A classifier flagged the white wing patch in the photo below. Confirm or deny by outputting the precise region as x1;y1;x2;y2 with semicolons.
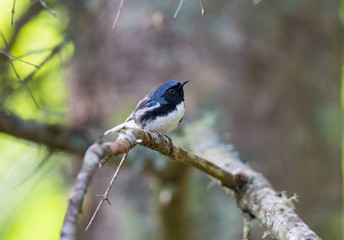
134;101;161;119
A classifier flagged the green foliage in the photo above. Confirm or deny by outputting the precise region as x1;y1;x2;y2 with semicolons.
0;134;69;240
0;2;73;240
1;3;73;122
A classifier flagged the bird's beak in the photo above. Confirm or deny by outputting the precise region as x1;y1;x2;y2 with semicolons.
179;80;189;88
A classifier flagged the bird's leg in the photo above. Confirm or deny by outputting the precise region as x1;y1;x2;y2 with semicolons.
164;135;174;154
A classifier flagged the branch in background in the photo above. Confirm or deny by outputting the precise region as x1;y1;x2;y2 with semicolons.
200;0;205;16
173;0;184;19
0;109;91;154
0;49;40;68
112;0;125;29
174;0;205;18
0;28;40;69
8;60;41;109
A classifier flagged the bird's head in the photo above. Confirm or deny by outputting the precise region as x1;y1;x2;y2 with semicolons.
153;80;189;105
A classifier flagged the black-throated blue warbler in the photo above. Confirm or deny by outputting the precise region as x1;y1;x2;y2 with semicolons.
105;80;189;135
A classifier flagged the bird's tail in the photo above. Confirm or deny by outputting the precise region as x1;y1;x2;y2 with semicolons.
104;123;127;135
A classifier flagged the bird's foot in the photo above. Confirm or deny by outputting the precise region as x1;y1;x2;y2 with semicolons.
164;135;174;154
151;131;174;154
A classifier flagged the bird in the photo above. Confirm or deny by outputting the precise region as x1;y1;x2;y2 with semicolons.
104;80;189;136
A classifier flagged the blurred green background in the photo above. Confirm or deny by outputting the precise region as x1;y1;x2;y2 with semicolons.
0;0;342;239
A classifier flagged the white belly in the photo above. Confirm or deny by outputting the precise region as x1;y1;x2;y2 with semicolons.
143;102;185;134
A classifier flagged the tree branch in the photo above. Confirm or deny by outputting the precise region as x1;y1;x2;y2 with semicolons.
189;125;321;240
61;138;132;240
0;109;91;154
60;126;321;240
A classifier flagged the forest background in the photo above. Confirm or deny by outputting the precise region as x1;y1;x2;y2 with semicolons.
0;0;342;239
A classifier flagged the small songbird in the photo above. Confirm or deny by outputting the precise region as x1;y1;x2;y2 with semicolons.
105;80;189;135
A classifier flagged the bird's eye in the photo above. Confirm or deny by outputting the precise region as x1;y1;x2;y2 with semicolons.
169;89;175;93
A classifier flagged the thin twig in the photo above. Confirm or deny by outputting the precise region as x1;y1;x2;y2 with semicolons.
173;0;184;18
39;0;57;17
0;32;41;109
17;48;51;58
0;49;40;68
85;153;128;231
0;31;9;50
200;0;205;16
23;41;68;86
112;0;125;29
11;0;16;25
0;40;68;106
8;60;41;109
31;0;57;17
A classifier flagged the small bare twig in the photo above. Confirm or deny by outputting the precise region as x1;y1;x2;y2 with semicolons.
0;40;68;106
11;0;17;25
0;32;40;109
173;0;204;17
0;49;40;68
85;153;128;231
39;0;57;17
16;48;51;58
8;59;41;109
173;0;184;18
0;31;9;50
112;0;125;29
31;0;57;17
200;0;205;16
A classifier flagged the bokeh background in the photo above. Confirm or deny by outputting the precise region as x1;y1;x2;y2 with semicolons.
0;0;342;239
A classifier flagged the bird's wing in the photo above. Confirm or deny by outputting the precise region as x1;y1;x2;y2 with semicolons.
129;95;160;121
105;96;160;135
